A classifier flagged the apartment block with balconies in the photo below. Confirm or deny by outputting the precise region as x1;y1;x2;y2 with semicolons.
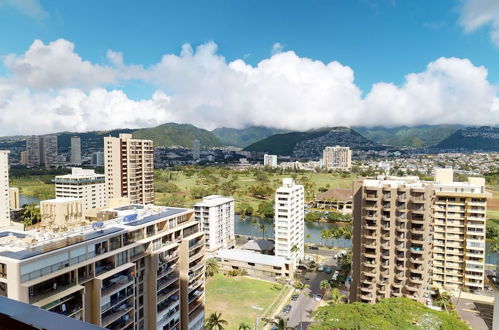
350;169;489;304
0;204;204;330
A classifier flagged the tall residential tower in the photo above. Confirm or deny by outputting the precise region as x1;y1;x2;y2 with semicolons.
322;145;352;170
104;134;154;205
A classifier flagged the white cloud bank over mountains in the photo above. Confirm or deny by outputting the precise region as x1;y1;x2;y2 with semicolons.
0;39;498;135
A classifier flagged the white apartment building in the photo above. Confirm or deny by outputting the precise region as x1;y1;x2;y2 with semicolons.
54;168;106;210
263;154;278;168
71;136;82;165
0;204;205;330
104;134;154;205
194;195;235;252
323;145;352;170
274;178;305;266
0;151;10;227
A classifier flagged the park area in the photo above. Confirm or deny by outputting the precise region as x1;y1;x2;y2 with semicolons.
205;274;290;329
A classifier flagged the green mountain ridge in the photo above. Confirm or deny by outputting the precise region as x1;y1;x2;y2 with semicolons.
133;123;224;148
354;125;463;148
212;126;290;147
436;126;499;151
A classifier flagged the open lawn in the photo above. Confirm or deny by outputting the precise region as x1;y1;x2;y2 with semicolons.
488;210;499;220
155;168;356;212
205;274;286;329
10;176;54;201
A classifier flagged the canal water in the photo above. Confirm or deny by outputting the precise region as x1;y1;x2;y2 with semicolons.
19;194;40;206
234;215;352;248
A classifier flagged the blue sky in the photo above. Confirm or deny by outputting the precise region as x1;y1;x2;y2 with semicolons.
0;0;497;134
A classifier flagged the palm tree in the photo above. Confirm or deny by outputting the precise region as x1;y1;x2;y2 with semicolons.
320;229;330;247
238;322;251;330
291;244;299;253
320;280;331;298
22;203;40;229
433;287;454;313
265;316;288;330
205;258;220;277
205;312;228;330
259;223;266;239
305;233;311;243
328;288;345;305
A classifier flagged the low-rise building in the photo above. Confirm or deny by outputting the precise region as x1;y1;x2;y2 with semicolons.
54;168;106;210
313;188;352;213
214;249;292;279
40;198;84;229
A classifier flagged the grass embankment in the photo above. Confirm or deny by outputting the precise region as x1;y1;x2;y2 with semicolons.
205;274;285;329
311;297;470;329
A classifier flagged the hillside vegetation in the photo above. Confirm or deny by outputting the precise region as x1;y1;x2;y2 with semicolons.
355;125;461;148
312;297;469;330
212;126;290;147
133;122;224;148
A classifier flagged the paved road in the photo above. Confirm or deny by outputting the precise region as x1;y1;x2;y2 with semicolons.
280;249;345;328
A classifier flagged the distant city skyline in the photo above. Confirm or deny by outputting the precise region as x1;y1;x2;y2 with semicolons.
0;0;498;134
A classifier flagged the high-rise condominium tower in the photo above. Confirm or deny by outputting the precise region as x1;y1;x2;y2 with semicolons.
0;151;10;227
194;195;235;252
26;135;58;167
192;140;200;160
54;168;106;210
322;145;352;170
71;136;82;165
350;169;489;305
104;134;154;205
0;204;205;330
274;178;305;266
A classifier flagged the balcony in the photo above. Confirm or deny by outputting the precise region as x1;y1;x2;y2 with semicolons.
102;301;133;328
101;272;134;297
158;275;179;291
362;269;376;277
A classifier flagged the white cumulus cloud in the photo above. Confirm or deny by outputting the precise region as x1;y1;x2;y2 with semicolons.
0;39;497;135
459;0;499;46
0;0;47;20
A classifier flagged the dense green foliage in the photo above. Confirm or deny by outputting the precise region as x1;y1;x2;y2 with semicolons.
134;122;224;147
436;126;499;151
243;128;332;154
305;211;352;222
312;298;469;330
355;125;461;148
212;126;290;147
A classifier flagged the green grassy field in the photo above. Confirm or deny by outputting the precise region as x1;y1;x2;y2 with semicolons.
488;210;499;220
205;274;284;329
155;168;356;211
10;176;55;201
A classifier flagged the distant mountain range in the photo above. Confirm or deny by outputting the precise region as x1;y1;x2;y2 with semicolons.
244;127;383;157
435;126;499;151
354;125;463;148
2;123;497;154
212;126;290;147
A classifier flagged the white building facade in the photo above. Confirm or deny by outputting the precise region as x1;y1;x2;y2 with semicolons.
274;178;304;266
263;154;278;168
194;195;235;252
0;151;10;226
54;168;106;210
323;145;352;170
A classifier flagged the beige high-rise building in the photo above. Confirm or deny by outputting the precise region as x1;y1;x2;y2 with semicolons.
26;135;40;167
350;169;489;305
8;187;20;210
20;151;28;166
54;168;106;210
0;204;205;330
104;134;154;205
25;135;58;167
322;145;352;170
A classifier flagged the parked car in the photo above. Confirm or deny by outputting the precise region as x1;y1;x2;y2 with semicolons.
309;246;319;250
325;267;332;274
291;294;299;301
317;265;324;272
314;294;322;301
283;305;292;314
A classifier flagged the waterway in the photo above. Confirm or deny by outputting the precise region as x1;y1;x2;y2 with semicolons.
234;215;352;248
19;194;40;206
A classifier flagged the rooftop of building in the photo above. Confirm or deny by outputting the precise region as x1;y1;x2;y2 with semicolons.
241;239;274;252
215;248;288;267
0;204;191;261
40;197;84;204
194;195;234;207
316;188;353;201
54;168;104;180
0;296;104;330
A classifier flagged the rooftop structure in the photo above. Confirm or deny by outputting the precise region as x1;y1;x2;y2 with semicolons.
215;249;292;278
0;204;205;330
